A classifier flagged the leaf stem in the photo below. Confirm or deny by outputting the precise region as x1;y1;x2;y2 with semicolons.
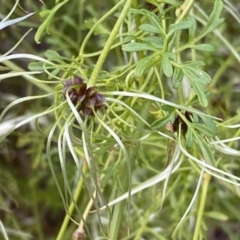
108;99;151;239
175;0;194;24
88;0;132;87
56;164;86;240
77;0;124;63
193;173;211;240
175;29;184;105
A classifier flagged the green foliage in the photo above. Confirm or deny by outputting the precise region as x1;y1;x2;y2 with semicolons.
1;0;240;240
35;0;69;43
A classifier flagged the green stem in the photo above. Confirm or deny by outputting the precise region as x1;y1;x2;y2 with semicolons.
175;0;194;24
175;29;184;105
56;164;86;240
132;0;145;86
133;211;150;240
77;0;124;63
88;0;132;87
193;173;211;240
31;184;44;240
210;56;232;87
108;100;151;240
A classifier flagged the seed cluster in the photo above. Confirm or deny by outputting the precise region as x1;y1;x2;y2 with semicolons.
62;76;106;116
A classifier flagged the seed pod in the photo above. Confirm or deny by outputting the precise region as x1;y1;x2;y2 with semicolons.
86;86;97;97
69;76;83;86
69;91;78;103
75;83;87;96
61;76;107;116
82;106;94;116
63;76;83;90
84;95;96;108
94;92;106;107
77;93;86;103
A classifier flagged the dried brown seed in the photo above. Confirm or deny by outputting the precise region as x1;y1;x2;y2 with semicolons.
94;93;106;107
72;76;83;85
69;91;78;103
86;86;97;97
84;96;96;108
77;94;86;103
63;76;83;89
75;83;87;96
82;107;94;116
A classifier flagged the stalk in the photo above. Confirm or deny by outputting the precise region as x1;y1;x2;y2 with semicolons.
193;173;211;240
56;164;86;240
88;0;132;87
108;100;151;239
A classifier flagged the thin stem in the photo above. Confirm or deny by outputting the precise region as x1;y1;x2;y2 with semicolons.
77;0;124;63
175;29;184;105
31;184;44;240
210;56;232;87
75;151;114;233
56;163;87;240
88;0;132;87
132;0;144;86
133;210;150;240
193;173;211;240
109;99;151;240
175;0;195;24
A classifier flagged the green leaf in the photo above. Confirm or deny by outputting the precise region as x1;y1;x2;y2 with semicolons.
172;67;183;89
205;211;228;221
123;35;135;43
130;9;165;37
139;23;161;34
162;54;173;77
28;62;44;71
183;61;205;68
135;56;152;77
192;82;208;107
130;8;147;15
45;50;61;60
188;16;196;42
199;115;218;135
142;9;163;30
192;113;199;123
191;123;216;137
35;0;69;43
98;70;110;79
196;0;224;41
100;167;114;188
183;67;211;85
48;68;60;79
28;62;55;71
142;36;163;49
185;128;193;149
161;105;175;112
151;112;175;129
189;44;215;52
182;64;212;107
194;133;215;165
168;21;192;36
39;10;51;17
122;42;155;52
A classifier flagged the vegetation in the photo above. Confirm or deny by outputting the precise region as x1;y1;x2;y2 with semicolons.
1;0;240;239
